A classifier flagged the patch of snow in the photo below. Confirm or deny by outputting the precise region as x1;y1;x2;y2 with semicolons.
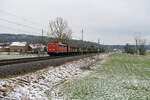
0;54;108;100
10;42;27;47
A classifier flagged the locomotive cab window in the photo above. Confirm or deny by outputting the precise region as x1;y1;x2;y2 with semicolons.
48;44;51;47
53;44;56;47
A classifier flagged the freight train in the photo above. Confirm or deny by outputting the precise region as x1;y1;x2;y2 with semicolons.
47;43;99;56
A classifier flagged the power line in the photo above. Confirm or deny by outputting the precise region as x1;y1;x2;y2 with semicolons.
42;29;44;41
81;28;84;55
81;29;83;41
0;17;48;34
0;9;41;27
0;9;48;34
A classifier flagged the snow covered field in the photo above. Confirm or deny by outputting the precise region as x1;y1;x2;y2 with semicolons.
59;53;150;100
0;54;107;100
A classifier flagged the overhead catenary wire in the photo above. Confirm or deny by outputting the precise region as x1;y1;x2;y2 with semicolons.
0;9;41;27
0;9;48;34
0;17;42;32
0;18;48;36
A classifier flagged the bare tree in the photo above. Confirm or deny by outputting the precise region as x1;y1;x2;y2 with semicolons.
134;33;141;54
134;33;147;55
139;39;146;55
48;17;72;43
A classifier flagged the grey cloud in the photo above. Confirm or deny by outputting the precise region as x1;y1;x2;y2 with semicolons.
0;0;150;44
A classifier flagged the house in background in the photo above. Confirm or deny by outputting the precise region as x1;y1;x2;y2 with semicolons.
0;42;46;53
0;43;10;52
10;42;31;52
30;43;46;53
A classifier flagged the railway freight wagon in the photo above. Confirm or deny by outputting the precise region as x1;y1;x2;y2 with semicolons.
47;43;98;56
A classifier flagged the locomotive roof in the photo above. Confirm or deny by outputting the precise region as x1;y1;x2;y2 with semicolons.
48;43;67;46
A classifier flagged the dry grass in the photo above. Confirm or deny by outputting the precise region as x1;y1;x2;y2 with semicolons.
59;53;150;100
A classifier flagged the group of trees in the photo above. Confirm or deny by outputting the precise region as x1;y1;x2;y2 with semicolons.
124;43;136;54
135;36;146;55
124;34;146;55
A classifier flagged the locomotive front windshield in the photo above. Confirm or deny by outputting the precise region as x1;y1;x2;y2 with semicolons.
49;44;51;47
53;44;56;47
48;44;56;47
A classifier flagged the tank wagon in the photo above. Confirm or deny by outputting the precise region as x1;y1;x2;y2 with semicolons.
47;43;98;56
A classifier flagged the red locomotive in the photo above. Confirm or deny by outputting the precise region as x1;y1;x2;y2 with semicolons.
47;42;98;56
47;43;68;55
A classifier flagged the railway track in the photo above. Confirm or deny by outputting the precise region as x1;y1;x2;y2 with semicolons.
0;56;69;66
0;54;97;78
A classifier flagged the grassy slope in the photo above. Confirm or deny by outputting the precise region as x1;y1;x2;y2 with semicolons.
60;53;150;100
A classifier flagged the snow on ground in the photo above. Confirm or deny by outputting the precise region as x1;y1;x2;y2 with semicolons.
0;54;108;100
0;54;48;60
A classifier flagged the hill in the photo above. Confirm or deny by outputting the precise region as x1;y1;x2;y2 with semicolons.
0;33;150;51
0;33;100;47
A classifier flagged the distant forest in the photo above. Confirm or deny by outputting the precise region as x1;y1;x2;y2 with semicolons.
0;33;150;50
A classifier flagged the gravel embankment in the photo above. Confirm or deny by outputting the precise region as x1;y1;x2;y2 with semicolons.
0;54;95;78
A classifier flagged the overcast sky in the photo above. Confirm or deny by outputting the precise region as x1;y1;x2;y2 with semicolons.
0;0;150;45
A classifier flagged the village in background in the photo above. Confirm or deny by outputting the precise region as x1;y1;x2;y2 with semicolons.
0;33;106;58
0;41;46;55
1;33;150;59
